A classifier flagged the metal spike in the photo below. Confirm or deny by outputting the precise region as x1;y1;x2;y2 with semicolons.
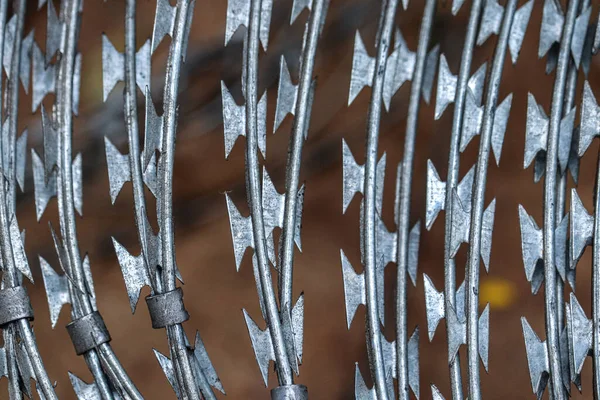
102;35;150;103
434;55;486;120
221;82;267;159
491;94;513;165
449;190;471;258
261;169;303;265
425;160;445;229
111;237;150;314
446;302;489;371
82;254;98;309
578;81;600;157
10;217;32;282
452;0;466;15
570;189;593;268
423;274;444;341
68;373;106;400
72;153;83;216
225;0;272;49
380;331;397;380
291;295;305;364
539;0;564;59
101;34;123;102
151;0;176;53
566;293;592;381
153;349;181;398
192;331;226;394
261;168;284;263
41;106;58;179
348;31;374;106
431;384;445;400
459;89;484;152
524;93;574;173
45;0;64;64
426;162;474;231
434;54;457;120
142;152;160;198
15;130;27;192
16;341;35;398
408;327;420;398
518;205;569;292
242;309;275;387
508;0;534;63
422;45;440;105
354;364;377;400
104;137;131;205
0;347;6;378
31;150;56;221
480;198;497;272
593;11;600;54
554;214;569;283
521;317;550;398
407;222;420;287
382;32;416;111
423;275;465;341
224;194;254;271
31;43;55;113
375;211;397;270
251;254;267;320
477;0;504;46
342;139;386;214
571;7;591;69
290;0;311;24
518;205;544;293
3;18;32;92
38;256;69;328
143;87;163;170
274;56;298;133
340;249;366;329
479;304;491;372
280;305;300;375
73;52;81;116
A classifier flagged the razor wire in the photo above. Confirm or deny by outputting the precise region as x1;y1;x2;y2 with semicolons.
0;0;598;398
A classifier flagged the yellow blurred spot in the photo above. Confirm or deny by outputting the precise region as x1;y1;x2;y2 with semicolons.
479;278;517;309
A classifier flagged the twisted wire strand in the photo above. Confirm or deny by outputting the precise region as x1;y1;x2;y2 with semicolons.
2;1;57;398
277;0;326;337
442;0;484;398
155;1;214;398
243;0;295;386
394;1;435;398
541;0;580;398
360;0;399;398
53;0;142;398
464;1;518;398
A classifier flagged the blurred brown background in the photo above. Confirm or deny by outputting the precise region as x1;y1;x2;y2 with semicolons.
7;0;600;398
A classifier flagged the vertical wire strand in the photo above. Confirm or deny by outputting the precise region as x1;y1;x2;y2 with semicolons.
2;1;58;397
443;0;484;398
157;1;204;398
542;0;580;398
464;1;517;398
278;0;325;329
56;1;142;398
362;0;398;398
395;1;435;399
243;0;295;386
